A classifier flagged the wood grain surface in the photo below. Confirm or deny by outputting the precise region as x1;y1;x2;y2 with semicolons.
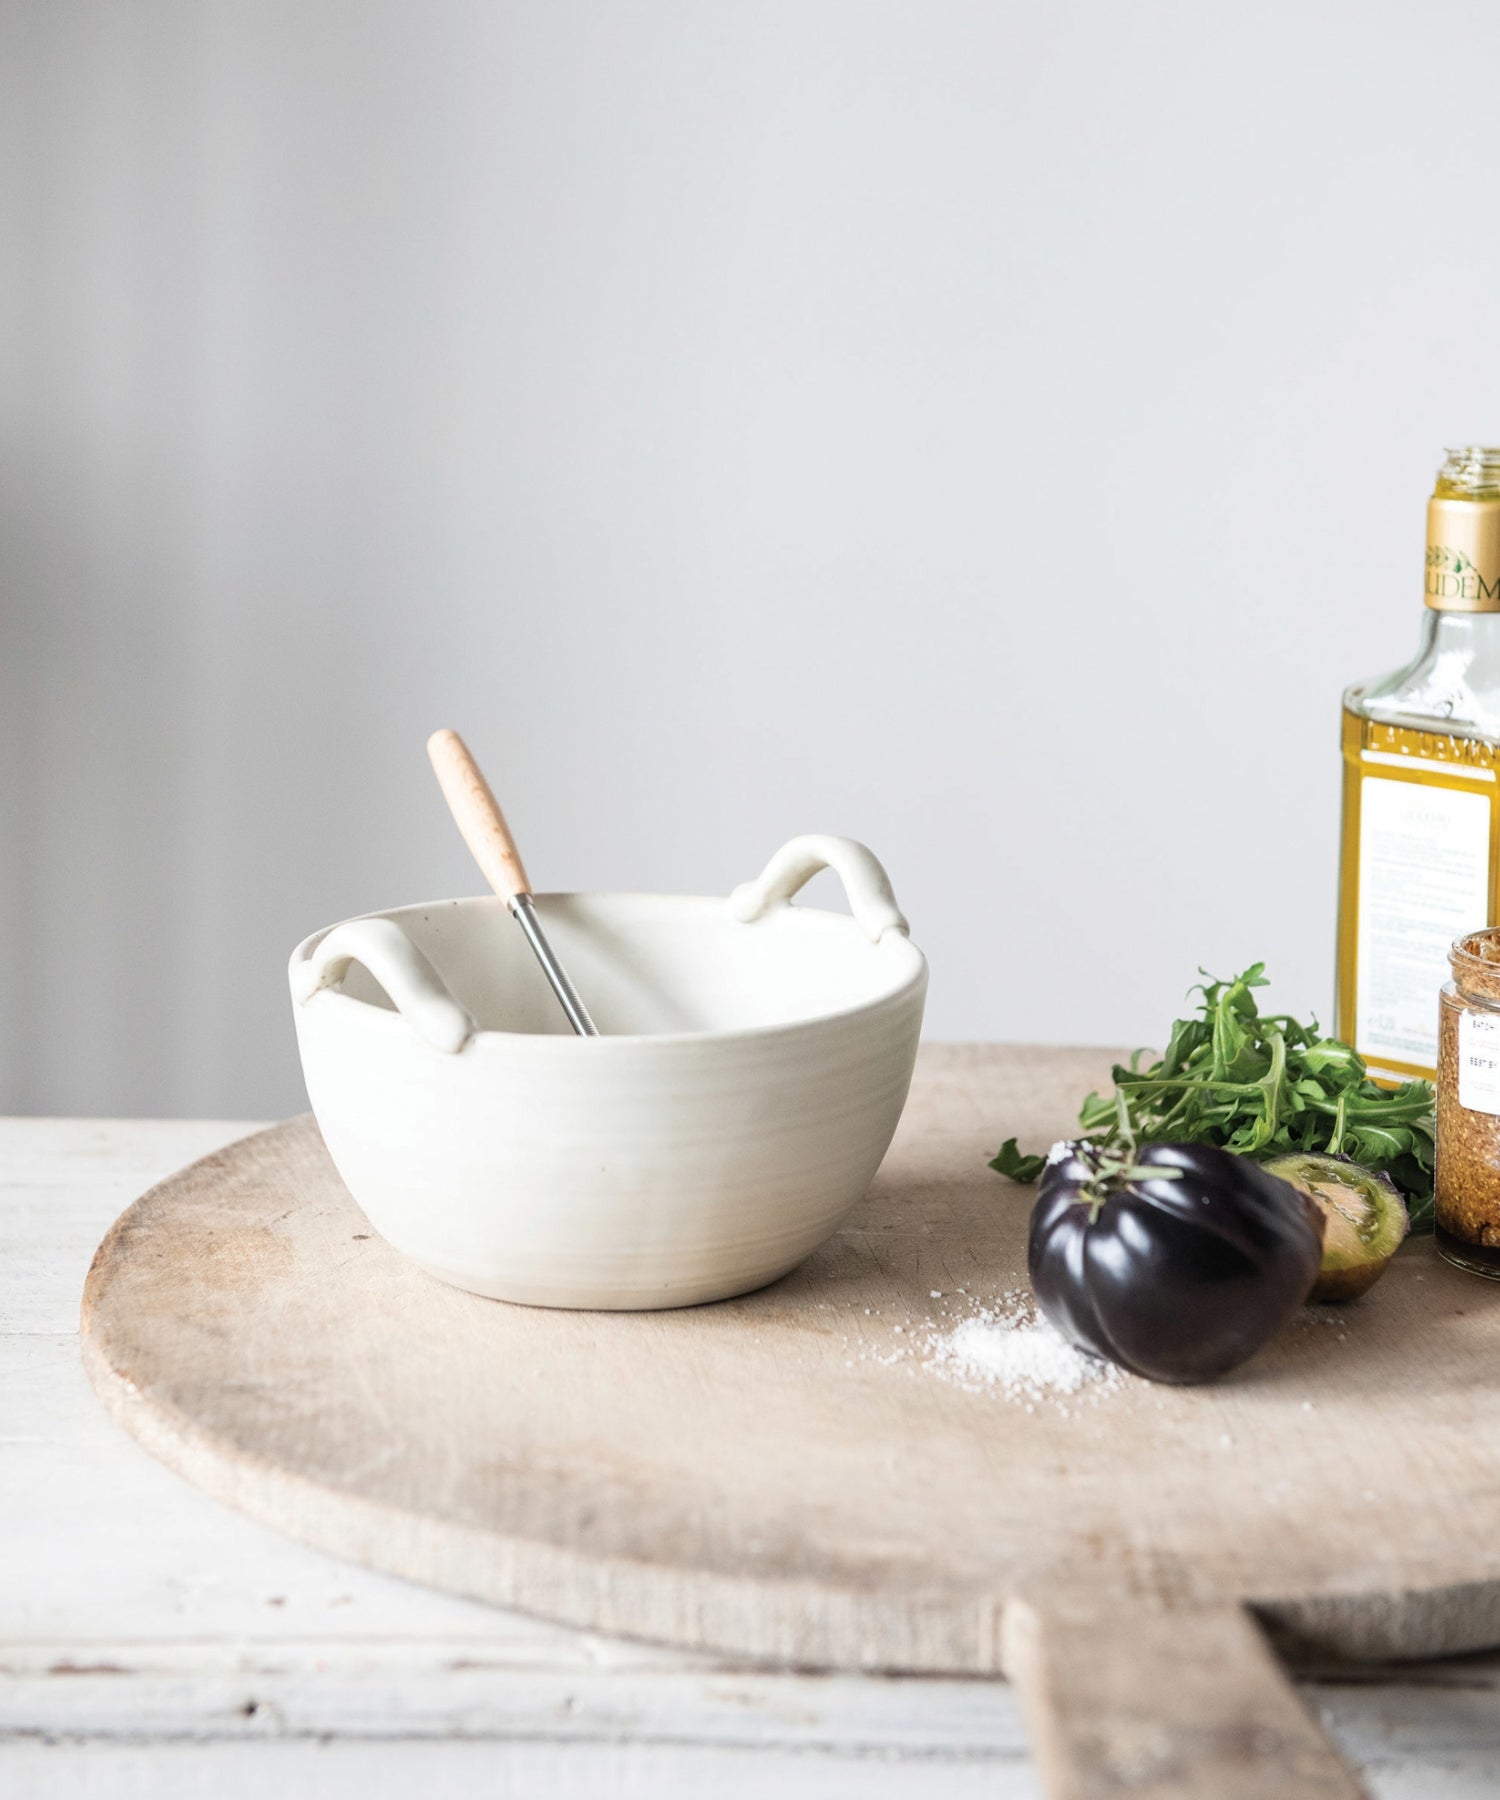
76;1047;1500;1793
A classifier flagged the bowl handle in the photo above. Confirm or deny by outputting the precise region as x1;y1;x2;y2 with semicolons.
727;835;909;945
289;918;476;1054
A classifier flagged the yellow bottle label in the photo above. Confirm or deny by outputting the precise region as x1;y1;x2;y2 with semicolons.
1337;709;1500;1079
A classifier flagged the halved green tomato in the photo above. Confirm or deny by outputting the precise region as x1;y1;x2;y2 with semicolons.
1262;1153;1410;1302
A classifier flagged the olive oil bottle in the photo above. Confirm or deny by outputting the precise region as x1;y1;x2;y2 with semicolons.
1338;448;1500;1082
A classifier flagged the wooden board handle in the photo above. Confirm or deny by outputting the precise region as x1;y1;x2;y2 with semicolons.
1002;1597;1366;1799
427;729;531;901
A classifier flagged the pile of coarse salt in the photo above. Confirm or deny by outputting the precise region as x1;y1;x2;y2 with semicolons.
923;1289;1128;1412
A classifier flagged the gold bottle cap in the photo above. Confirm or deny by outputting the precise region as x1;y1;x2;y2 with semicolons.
1427;446;1500;612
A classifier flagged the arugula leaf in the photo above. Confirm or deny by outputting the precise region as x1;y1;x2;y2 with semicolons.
989;1138;1048;1184
990;967;1436;1228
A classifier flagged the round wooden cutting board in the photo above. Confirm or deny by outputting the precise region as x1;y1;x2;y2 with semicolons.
82;1046;1500;1798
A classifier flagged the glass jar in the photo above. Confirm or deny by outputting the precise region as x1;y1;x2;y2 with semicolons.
1436;927;1500;1276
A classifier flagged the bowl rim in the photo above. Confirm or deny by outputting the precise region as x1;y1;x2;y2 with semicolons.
289;891;928;1050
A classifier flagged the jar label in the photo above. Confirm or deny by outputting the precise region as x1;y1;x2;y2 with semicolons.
1459;1011;1500;1115
1355;775;1493;1067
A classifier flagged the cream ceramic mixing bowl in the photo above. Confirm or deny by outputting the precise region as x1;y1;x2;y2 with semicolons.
288;835;927;1309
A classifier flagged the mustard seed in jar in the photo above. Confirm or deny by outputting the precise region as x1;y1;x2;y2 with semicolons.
1437;928;1500;1277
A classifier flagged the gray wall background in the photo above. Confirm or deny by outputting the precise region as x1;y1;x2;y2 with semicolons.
5;0;1500;1119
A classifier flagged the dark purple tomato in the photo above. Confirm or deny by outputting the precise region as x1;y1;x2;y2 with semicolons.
1029;1140;1325;1384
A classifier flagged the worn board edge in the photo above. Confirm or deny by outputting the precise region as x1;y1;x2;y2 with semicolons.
78;1116;1500;1680
81;1316;1012;1674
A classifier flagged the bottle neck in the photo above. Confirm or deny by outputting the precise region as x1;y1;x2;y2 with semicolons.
1416;610;1500;652
1350;606;1500;736
1402;608;1500;736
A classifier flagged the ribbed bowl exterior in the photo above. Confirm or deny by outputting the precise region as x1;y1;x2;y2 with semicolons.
291;902;927;1309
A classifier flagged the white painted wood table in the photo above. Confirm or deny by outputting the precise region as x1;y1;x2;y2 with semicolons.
5;1112;1500;1799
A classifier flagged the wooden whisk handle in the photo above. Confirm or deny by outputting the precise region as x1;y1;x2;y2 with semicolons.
426;729;531;901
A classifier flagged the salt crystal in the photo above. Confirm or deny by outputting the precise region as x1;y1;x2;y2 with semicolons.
921;1297;1127;1408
